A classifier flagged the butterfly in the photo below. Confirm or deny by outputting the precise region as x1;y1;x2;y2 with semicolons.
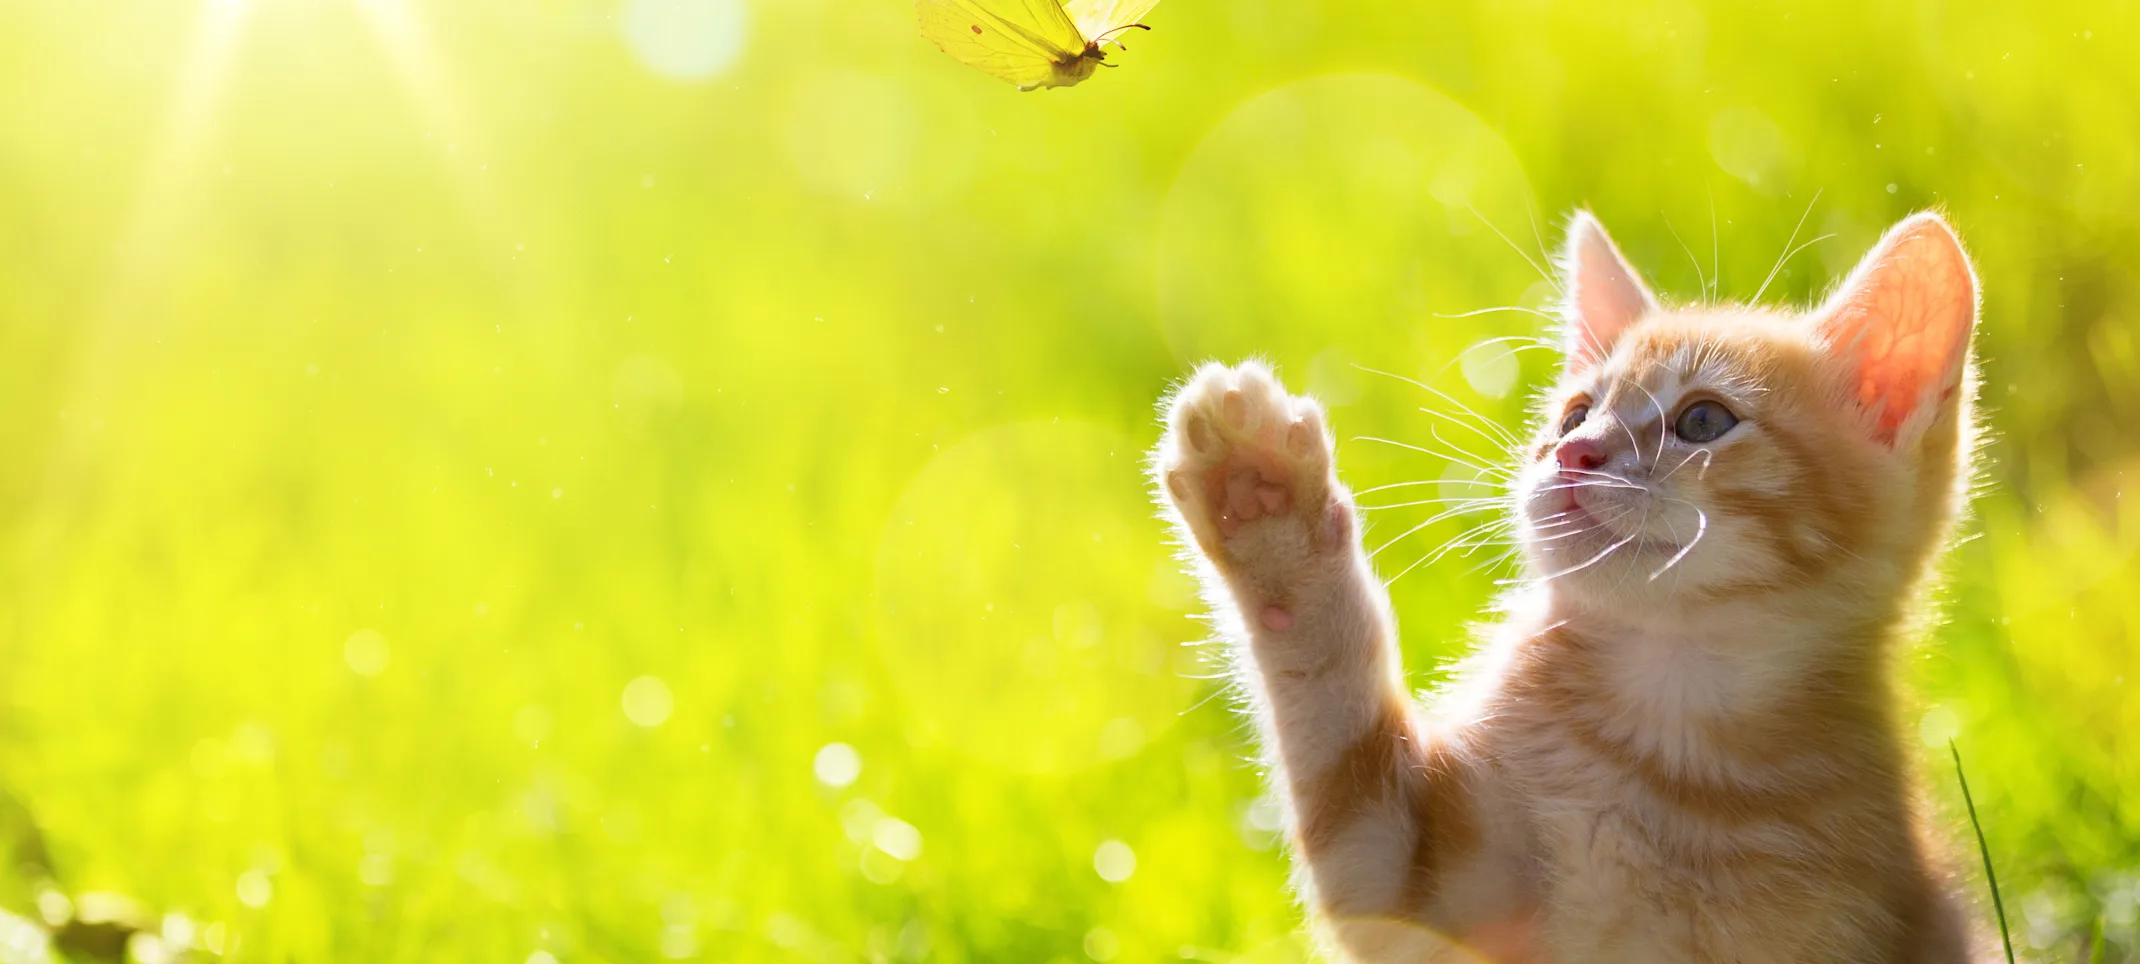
917;0;1161;91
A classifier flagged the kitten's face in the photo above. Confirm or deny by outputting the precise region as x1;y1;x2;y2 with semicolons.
1514;213;1978;609
1515;317;1868;599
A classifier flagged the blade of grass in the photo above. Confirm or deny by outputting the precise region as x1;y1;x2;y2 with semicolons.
1950;739;2017;964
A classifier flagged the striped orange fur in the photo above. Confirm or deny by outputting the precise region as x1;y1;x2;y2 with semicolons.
1153;211;1990;962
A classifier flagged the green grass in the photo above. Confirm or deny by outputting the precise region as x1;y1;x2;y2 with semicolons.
1955;740;2019;964
1;0;2138;961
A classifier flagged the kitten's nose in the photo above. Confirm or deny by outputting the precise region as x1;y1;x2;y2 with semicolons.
1556;438;1607;471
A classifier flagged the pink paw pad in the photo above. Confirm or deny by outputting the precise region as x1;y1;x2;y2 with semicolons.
1215;467;1291;537
1260;606;1294;632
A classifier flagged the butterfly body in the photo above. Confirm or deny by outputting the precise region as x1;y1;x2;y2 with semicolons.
918;0;1158;90
1035;41;1105;91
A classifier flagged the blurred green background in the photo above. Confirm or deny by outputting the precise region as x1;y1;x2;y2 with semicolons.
0;0;2135;961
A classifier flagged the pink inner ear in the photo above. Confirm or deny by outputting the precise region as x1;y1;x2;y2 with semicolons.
1562;215;1656;373
1820;217;1977;444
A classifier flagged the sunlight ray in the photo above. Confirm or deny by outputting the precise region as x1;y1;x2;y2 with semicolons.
33;0;256;523
103;0;252;317
354;0;530;296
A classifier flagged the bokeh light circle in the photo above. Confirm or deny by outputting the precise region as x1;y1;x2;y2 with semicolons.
623;0;748;83
343;629;389;677
813;742;861;788
621;675;674;728
873;420;1199;774
1093;839;1136;882
1158;73;1539;368
235;871;273;908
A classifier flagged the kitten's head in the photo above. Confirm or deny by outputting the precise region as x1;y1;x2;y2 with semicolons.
1514;211;1980;613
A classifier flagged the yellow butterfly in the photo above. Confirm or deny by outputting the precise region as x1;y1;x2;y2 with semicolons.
917;0;1162;90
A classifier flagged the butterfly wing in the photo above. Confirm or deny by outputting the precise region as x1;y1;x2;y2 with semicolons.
917;0;1088;88
1062;0;1161;42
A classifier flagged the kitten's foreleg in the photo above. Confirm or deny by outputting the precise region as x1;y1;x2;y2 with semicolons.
1154;362;1513;959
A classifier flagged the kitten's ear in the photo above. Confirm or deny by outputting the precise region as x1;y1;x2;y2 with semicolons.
1558;211;1658;373
1815;212;1978;448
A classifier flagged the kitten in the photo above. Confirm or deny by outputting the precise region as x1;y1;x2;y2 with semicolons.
1153;211;1988;963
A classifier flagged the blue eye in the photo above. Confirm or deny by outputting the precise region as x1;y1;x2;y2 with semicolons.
1559;404;1589;437
1673;400;1739;443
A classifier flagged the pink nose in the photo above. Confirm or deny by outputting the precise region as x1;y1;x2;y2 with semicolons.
1556;438;1606;471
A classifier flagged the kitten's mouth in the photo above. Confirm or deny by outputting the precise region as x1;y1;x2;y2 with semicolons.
1534;497;1679;557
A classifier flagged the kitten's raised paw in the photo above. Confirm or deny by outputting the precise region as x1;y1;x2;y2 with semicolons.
1155;362;1347;577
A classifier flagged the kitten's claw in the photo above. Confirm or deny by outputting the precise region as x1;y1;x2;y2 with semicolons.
1155;361;1346;578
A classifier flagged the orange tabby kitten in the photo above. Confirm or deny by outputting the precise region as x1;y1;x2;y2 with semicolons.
1154;212;1988;962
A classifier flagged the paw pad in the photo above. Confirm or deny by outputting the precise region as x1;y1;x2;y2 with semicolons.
1153;362;1340;565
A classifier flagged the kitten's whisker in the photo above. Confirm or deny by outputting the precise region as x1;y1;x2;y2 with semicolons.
1354;363;1525;451
1510;528;1626;568
1564;308;1612;373
1561;527;1642;572
1419;341;1550;446
1615;402;1646;462
1526;510;1597;532
1544;470;1645;484
1457;534;1508;559
1614;377;1671;464
1547;469;1649;491
1536;482;1648;498
1178;683;1234;718
1526;202;1557;293
1431;305;1556;322
1370;503;1510;559
1752;188;1823;303
1358;495;1507;512
1351;479;1445;497
1416;384;1528;450
1443;527;1519;563
1384;540;1465;587
1368;518;1441;559
1384;498;1510;542
1467;202;1560;294
1529;514;1603;534
1352;436;1515;481
1664;214;1709;299
1514;513;1642;583
1657;448;1714;485
1465;542;1521;577
1429;424;1517;473
1528;504;1635;537
1553;466;1640;482
1516;506;1624;545
1423;407;1524;459
1381;551;1437;588
1647;504;1709;581
1771;233;1840;297
1423;518;1518;566
1386;517;1517;585
1525;522;1613;544
1386;531;1506;582
1707;186;1721;298
1465;335;1559;359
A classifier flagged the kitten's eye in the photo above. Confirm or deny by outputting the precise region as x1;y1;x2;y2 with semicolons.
1674;400;1739;443
1559;404;1590;437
